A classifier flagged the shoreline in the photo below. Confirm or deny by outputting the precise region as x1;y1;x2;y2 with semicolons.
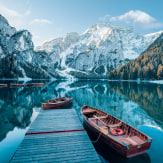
0;78;163;84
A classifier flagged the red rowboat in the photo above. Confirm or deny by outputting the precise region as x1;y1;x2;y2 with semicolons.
26;83;44;87
0;84;7;87
42;97;73;110
10;83;25;87
81;105;152;158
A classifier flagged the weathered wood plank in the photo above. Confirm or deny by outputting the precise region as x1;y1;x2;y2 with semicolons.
27;109;84;133
11;154;100;163
10;109;101;162
12;149;98;161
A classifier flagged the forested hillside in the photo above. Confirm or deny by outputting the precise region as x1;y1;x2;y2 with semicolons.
108;33;163;80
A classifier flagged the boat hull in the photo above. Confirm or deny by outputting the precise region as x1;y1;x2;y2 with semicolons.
10;84;25;87
81;106;152;158
0;84;7;87
42;97;73;110
84;119;150;158
26;83;44;87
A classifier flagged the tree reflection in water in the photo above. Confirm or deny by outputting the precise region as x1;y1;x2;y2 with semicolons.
0;80;163;163
107;81;163;128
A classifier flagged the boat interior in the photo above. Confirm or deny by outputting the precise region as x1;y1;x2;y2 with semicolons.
49;97;67;103
10;84;25;87
82;107;150;148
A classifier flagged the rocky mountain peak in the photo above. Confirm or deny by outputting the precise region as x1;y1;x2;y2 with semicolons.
108;33;163;80
0;14;48;79
0;14;16;46
33;22;162;79
0;14;9;26
36;32;79;53
0;14;162;79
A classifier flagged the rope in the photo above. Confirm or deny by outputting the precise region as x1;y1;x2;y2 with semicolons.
91;129;102;144
91;114;110;144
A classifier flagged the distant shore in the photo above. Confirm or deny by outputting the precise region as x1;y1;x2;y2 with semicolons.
0;78;163;84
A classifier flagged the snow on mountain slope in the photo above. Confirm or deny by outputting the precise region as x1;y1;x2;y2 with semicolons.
123;30;162;59
36;23;162;79
0;14;48;79
36;32;79;53
0;13;162;79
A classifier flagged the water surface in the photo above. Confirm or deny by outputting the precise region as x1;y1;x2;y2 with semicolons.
0;80;163;162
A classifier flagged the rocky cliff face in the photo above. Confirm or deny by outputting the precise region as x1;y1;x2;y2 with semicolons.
36;23;162;79
0;14;48;79
108;33;163;80
0;14;16;47
33;32;80;78
0;14;162;79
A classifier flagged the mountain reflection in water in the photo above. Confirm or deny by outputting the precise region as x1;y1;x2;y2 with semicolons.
108;81;163;128
0;80;163;163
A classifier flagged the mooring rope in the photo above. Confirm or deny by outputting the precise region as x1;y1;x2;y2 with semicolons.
91;130;102;143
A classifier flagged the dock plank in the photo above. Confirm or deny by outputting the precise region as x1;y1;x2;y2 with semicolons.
27;109;84;133
11;109;101;162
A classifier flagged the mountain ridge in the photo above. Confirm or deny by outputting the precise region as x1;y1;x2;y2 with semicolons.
0;14;49;79
36;22;162;79
108;33;163;80
0;14;162;79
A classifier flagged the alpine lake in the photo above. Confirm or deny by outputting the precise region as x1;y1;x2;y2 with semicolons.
0;80;163;163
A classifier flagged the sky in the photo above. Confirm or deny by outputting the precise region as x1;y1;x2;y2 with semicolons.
0;0;163;46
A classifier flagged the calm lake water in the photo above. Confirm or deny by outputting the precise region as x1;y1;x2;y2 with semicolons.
0;80;163;163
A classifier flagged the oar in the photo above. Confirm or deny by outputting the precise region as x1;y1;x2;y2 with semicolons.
93;115;123;135
93;115;112;129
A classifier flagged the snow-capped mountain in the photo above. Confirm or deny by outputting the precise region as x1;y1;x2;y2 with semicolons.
0;14;162;79
108;33;163;80
0;14;16;59
36;32;79;53
0;14;48;79
35;23;162;79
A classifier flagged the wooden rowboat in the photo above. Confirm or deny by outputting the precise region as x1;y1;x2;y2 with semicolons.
81;105;152;158
26;83;44;87
42;97;73;110
0;84;7;87
10;83;25;87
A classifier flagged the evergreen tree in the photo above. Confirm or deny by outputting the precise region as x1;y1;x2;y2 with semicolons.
157;64;163;79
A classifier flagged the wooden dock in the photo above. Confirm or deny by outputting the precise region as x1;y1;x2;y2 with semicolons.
10;109;101;162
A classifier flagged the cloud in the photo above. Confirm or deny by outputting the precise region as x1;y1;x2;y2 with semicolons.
110;10;163;29
0;4;31;28
99;14;111;22
32;32;40;39
24;10;31;16
31;32;41;46
30;19;52;26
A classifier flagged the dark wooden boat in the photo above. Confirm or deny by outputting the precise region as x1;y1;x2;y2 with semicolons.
10;83;25;87
42;97;73;110
81;105;152;158
0;84;7;87
26;83;44;87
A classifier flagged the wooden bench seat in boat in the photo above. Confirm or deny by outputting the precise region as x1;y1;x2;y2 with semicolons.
130;136;145;144
89;119;106;127
108;122;122;128
89;116;108;120
119;136;145;146
83;109;97;114
89;116;122;129
91;115;122;127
